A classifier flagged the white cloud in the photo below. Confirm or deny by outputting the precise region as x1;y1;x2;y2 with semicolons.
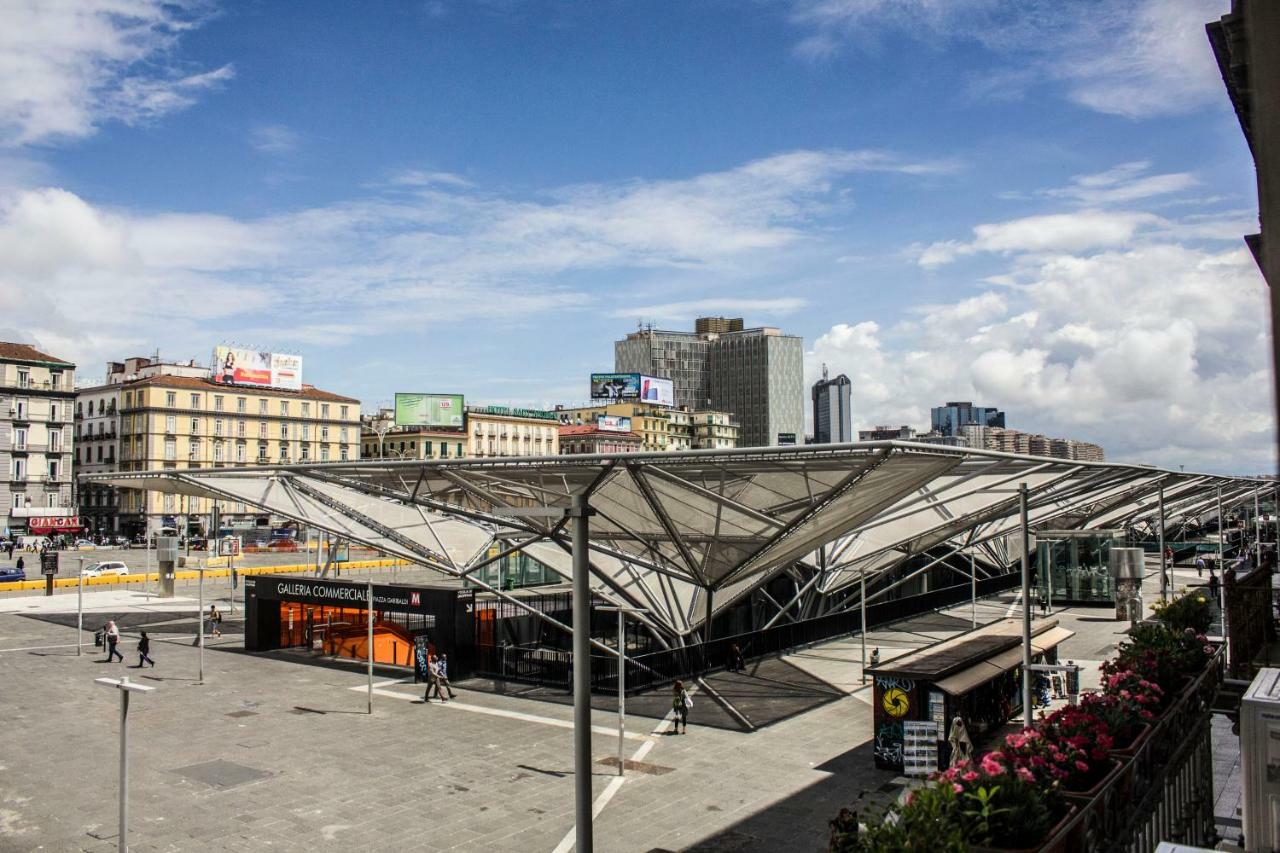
0;0;230;145
608;298;808;323
919;210;1162;267
249;124;300;154
0;148;937;375
1038;162;1198;205
812;241;1273;472
783;0;1229;118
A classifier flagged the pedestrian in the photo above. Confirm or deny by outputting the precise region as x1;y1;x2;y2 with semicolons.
1195;555;1205;578
1209;570;1221;605
136;631;155;668
1164;546;1174;566
209;604;222;638
5;541;12;559
105;620;124;662
671;680;691;733
727;642;745;673
424;654;448;703
437;653;458;699
15;556;24;575
1038;590;1049;615
869;647;881;667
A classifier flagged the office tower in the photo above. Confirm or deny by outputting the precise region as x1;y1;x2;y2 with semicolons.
930;401;1006;437
811;365;852;444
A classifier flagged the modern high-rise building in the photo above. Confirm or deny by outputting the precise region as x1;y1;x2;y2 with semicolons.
811;365;852;444
930;401;1006;437
0;343;77;540
615;317;803;447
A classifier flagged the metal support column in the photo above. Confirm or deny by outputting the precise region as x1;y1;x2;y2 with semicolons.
1218;485;1225;568
367;578;374;715
570;493;594;853
970;551;977;629
197;567;205;685
1255;489;1262;564
95;675;155;853
860;568;869;684
1019;483;1033;729
1158;483;1167;603
77;559;84;657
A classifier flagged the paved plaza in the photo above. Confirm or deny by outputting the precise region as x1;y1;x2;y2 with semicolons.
0;559;1245;852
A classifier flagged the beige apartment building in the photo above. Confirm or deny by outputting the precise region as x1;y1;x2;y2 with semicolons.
555;403;738;452
0;343;76;538
77;372;360;537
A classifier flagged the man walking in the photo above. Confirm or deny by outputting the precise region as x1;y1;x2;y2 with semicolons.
1195;555;1206;578
437;653;458;700
105;620;124;663
1209;570;1221;606
136;631;155;668
209;604;223;638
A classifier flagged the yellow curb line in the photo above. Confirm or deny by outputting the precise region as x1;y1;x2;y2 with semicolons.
0;558;411;592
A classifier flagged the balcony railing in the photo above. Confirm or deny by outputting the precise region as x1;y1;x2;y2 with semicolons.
9;443;46;453
0;377;70;392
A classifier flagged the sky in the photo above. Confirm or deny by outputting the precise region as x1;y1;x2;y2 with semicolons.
0;0;1271;473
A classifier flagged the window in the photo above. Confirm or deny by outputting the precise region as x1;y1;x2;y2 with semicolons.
302;402;310;417
301;423;310;440
237;419;245;438
49;403;58;421
189;439;200;459
236;442;246;463
340;445;348;461
96;446;103;462
278;442;288;460
191;417;199;433
166;415;176;433
47;493;59;508
213;442;224;462
214;418;223;437
340;406;349;419
280;401;289;416
50;372;61;390
11;458;25;479
259;422;267;438
339;426;348;442
166;391;176;407
214;395;224;412
164;494;176;513
300;444;310;461
11;493;23;509
47;459;58;479
320;425;329;440
456;442;463;457
258;441;268;461
14;399;26;419
50;430;61;452
258;399;267;415
190;393;200;409
16;369;29;388
13;427;26;449
279;423;288;439
237;397;246;413
124;392;133;409
320;445;330;461
320;404;330;418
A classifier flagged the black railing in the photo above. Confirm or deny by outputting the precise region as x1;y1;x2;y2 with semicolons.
473;572;1021;693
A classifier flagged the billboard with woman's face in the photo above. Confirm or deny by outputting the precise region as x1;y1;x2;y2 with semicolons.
214;347;303;391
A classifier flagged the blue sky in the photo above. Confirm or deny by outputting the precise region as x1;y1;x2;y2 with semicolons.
0;0;1271;471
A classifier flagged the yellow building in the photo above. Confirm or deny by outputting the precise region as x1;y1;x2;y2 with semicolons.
77;373;360;536
555;403;738;451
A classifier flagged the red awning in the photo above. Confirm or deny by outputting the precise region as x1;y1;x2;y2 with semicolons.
28;516;83;534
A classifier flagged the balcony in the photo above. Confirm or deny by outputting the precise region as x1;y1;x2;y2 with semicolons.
9;443;46;453
0;376;71;393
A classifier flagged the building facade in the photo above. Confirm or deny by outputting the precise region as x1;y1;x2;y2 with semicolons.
555;403;739;452
858;425;918;441
0;343;76;539
615;317;803;447
811;366;852;444
362;406;560;461
77;372;360;536
931;401;1006;437
961;424;1104;462
557;424;643;454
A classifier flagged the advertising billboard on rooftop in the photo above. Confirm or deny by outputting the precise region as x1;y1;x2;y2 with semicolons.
590;373;674;407
213;347;303;391
597;415;632;433
394;393;465;429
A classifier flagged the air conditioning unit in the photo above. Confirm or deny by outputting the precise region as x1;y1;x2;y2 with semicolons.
1242;668;1280;852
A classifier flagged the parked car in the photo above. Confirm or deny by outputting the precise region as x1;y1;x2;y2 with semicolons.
81;561;130;578
74;539;96;550
0;566;25;583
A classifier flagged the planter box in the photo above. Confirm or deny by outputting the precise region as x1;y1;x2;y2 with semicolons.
971;806;1077;853
1061;757;1123;803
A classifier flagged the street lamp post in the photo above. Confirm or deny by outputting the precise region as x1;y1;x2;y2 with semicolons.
78;558;85;657
1019;482;1033;729
367;578;374;715
95;675;155;853
197;566;205;684
1157;483;1167;603
860;567;868;684
598;605;647;777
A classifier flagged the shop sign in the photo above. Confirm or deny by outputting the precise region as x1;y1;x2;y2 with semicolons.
29;516;83;533
260;577;451;613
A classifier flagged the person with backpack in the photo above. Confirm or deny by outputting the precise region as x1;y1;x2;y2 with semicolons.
672;680;692;734
136;631;155;668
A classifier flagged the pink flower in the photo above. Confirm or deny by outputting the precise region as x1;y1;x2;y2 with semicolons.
1016;767;1035;783
953;783;963;793
980;755;1006;776
962;771;979;782
1074;760;1089;772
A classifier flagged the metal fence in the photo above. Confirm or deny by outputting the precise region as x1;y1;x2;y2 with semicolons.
473;571;1021;693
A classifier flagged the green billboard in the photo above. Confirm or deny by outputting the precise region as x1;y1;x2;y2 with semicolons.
394;393;466;428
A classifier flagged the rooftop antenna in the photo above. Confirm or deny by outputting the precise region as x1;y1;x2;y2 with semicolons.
822;363;828;382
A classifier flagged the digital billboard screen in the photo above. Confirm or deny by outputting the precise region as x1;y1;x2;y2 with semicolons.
597;415;632;433
639;375;674;407
213;347;302;391
394;393;465;428
590;373;641;401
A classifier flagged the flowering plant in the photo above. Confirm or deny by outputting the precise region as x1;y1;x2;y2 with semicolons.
1093;667;1163;727
1153;589;1214;635
1110;623;1213;694
997;708;1113;791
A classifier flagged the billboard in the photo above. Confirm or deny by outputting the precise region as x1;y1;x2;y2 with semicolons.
394;393;465;428
639;375;674;407
590;373;675;407
597;415;632;433
590;373;641;401
213;347;303;391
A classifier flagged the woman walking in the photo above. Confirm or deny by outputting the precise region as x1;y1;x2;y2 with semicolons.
105;620;124;663
672;680;692;734
137;631;155;668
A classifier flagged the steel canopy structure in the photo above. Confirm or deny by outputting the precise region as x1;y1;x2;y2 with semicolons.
82;441;1269;642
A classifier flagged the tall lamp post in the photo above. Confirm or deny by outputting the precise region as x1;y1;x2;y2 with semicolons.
95;675;156;853
597;604;647;777
1019;482;1033;729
